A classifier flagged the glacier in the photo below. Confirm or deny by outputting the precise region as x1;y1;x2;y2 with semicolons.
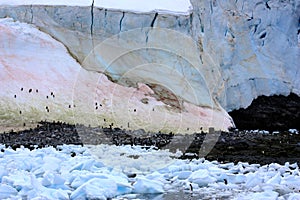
0;0;299;132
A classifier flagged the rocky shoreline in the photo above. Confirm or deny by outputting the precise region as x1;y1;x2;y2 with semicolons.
1;121;299;165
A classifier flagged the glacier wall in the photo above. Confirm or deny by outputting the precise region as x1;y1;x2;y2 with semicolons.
0;18;232;133
190;0;300;111
0;0;299;131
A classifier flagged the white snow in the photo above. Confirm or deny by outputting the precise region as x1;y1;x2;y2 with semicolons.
94;0;192;14
0;0;92;6
0;144;299;199
0;0;193;14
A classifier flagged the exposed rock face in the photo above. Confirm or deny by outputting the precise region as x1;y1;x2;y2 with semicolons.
229;93;300;131
0;0;299;131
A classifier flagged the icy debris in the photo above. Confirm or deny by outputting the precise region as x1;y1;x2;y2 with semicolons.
0;166;8;181
245;172;264;188
253;130;259;133
133;177;164;194
288;193;300;200
265;172;281;185
70;178;118;200
0;184;18;199
69;159;104;172
42;156;61;172
258;130;269;134
41;172;68;189
247;130;270;134
188;169;217;187
289;129;299;134
172;171;192;180
249;190;279;200
226;174;247;184
0;144;299;199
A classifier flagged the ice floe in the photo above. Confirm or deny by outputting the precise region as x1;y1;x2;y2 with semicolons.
0;144;299;199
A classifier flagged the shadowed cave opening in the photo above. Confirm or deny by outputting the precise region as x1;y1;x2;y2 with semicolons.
229;93;300;131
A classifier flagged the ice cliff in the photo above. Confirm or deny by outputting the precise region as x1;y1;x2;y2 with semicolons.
0;0;299;132
190;0;299;110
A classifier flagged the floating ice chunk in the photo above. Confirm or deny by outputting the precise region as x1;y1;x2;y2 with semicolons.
42;156;62;172
26;187;70;200
69;170;131;195
208;165;227;175
251;185;262;192
2;171;33;193
262;185;274;191
115;182;133;196
133;177;164;194
207;166;228;181
70;178;118;200
0;166;8;181
41;176;51;187
0;184;18;199
165;165;182;173
3;153;33;171
103;174;132;195
69;159;104;172
273;184;293;195
268;163;282;171
47;188;70;199
2;148;18;155
227;174;247;184
70;173;107;189
266;172;281;185
188;169;217;187
42;172;69;190
288;193;300;200
58;144;87;155
32;166;45;178
289;163;298;169
250;190;279;200
245;172;263;188
218;162;235;170
288;129;299;134
172;171;192;180
281;176;300;191
258;130;269;134
145;171;166;184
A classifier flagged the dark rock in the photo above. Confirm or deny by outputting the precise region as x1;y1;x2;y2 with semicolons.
0;121;299;165
229;93;300;131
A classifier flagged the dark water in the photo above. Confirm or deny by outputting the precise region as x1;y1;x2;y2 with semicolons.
116;190;233;200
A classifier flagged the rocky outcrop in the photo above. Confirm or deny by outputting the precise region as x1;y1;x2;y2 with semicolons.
229;93;300;131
